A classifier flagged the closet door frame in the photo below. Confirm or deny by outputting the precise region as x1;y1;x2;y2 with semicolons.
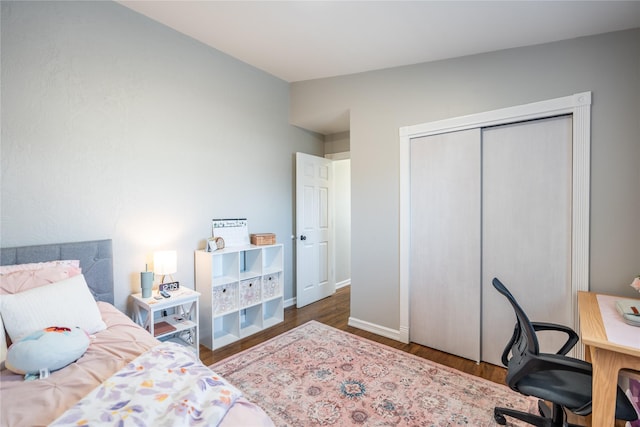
398;92;591;359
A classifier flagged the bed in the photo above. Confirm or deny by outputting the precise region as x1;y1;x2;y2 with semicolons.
0;239;273;426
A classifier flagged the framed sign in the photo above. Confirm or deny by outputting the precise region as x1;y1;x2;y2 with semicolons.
212;218;249;247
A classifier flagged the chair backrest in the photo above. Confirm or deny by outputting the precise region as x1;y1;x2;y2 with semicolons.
492;277;541;388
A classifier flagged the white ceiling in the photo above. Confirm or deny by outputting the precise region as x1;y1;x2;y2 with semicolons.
118;1;640;83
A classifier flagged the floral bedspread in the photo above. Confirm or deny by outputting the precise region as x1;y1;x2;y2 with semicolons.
50;342;242;427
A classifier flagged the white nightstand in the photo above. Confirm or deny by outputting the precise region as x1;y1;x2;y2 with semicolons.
130;287;200;358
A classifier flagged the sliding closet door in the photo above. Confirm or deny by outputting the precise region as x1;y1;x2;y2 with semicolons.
481;116;573;366
410;129;481;362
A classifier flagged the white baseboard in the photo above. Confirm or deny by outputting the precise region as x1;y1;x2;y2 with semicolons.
285;287;406;344
336;279;350;289
347;316;404;343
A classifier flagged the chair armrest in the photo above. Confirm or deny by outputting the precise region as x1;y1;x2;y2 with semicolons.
532;321;579;356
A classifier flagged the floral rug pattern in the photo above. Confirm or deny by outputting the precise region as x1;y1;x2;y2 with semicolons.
211;321;536;426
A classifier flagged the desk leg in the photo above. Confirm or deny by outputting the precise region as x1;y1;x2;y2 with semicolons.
590;347;620;427
583;344;593;427
591;347;640;427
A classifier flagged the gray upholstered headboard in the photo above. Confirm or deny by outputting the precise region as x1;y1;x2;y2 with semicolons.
1;239;114;304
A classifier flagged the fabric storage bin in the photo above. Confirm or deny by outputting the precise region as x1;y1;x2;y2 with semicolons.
240;277;261;307
213;282;238;315
262;273;281;299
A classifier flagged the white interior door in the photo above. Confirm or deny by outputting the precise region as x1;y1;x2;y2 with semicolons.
296;152;335;308
481;115;573;365
410;129;482;361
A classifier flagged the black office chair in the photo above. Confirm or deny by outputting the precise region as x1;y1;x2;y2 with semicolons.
492;277;638;427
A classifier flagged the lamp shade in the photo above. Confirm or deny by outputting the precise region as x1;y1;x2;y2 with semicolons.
154;250;177;276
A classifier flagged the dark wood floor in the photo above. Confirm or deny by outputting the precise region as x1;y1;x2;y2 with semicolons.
199;286;507;383
200;286;591;426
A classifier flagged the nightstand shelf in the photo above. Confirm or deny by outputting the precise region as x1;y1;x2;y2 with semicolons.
130;287;200;357
153;314;197;337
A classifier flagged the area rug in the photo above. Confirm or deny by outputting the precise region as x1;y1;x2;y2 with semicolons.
211;321;536;426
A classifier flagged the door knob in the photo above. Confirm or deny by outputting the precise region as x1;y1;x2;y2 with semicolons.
300;235;307;241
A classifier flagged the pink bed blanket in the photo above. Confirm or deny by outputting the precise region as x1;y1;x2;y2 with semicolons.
50;342;242;426
0;302;272;427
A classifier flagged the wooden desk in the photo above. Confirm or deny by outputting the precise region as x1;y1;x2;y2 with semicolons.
577;291;640;426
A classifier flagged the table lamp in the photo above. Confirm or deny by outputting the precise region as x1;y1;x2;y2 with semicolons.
154;250;177;284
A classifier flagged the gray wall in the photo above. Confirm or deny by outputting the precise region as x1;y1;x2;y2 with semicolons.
291;29;640;333
1;1;324;311
325;131;350;155
332;158;351;287
324;132;351;287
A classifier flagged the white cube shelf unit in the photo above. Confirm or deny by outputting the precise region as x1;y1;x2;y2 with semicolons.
195;244;284;350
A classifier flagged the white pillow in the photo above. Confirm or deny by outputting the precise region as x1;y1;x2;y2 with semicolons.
0;274;106;343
